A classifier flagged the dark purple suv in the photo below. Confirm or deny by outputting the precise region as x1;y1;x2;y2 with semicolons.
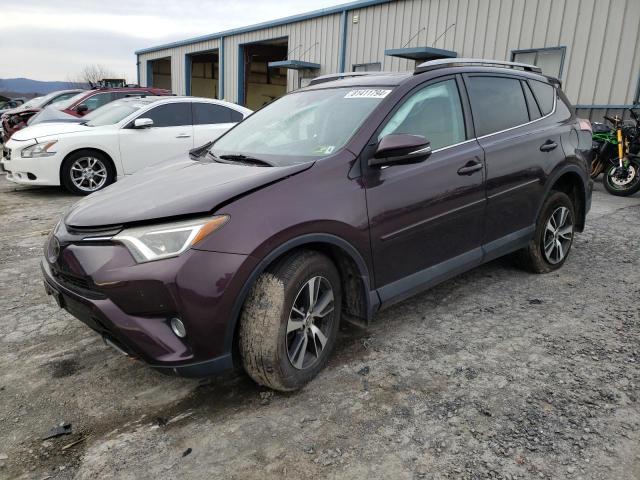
42;59;593;391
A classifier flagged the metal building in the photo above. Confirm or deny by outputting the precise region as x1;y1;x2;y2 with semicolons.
135;0;640;119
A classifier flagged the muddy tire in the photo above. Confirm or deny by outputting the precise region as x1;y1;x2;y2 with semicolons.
238;250;342;391
513;191;575;273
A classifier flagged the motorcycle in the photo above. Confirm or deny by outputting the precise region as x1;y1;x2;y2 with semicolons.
589;106;640;197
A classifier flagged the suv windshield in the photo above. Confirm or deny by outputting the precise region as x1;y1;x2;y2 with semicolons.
212;87;392;165
83;101;148;127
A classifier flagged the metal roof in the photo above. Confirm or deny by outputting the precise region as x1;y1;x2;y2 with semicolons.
135;0;392;55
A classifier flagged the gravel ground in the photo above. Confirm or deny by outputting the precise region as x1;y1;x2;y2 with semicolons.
0;175;638;480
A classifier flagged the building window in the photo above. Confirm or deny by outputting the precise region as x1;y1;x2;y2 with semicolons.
353;62;382;73
511;47;566;79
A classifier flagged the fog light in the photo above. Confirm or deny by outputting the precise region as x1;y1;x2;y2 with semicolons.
170;317;186;338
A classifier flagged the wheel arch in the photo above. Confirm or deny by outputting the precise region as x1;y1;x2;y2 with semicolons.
540;165;589;232
225;233;377;361
59;147;117;186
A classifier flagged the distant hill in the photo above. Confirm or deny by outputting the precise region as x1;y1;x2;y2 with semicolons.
0;78;87;95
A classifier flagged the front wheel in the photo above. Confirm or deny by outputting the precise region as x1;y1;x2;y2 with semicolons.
239;250;342;391
603;157;640;197
513;191;575;273
61;150;115;195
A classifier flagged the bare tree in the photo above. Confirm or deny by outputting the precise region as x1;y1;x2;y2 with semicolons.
70;64;117;87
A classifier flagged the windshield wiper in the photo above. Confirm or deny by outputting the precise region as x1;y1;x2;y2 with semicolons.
217;154;275;167
189;141;215;160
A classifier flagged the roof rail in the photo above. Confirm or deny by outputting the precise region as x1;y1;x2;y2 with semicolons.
308;71;395;86
414;58;542;74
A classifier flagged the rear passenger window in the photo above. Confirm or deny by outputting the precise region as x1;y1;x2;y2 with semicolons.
192;103;239;124
529;80;555;115
378;78;466;150
522;81;542;120
465;76;529;136
229;109;244;123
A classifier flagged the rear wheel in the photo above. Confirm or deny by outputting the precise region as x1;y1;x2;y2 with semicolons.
239;250;341;391
61;150;115;195
514;191;575;273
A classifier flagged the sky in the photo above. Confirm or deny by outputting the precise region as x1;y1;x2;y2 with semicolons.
0;0;348;82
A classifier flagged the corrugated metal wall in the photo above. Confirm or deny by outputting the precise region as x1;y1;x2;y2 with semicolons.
139;38;220;94
138;0;640;115
345;0;640;107
222;13;343;101
139;15;342;102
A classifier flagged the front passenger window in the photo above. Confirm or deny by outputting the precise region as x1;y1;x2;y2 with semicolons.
143;103;192;127
378;79;466;150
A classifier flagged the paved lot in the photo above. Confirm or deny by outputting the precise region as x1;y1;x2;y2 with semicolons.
0;175;638;480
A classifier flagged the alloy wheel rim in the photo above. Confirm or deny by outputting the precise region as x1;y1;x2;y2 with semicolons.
610;165;637;187
286;276;334;370
70;157;107;192
543;206;573;264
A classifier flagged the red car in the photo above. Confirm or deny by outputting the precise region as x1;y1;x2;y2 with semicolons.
1;86;172;142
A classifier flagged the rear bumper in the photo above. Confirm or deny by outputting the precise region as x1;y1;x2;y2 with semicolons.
41;246;256;377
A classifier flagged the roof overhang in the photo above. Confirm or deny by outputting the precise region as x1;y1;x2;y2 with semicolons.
268;60;321;70
384;46;457;61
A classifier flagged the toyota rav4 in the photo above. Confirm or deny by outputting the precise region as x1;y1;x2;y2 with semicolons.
41;59;593;391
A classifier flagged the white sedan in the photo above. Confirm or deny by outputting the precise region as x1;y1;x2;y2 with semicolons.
1;96;251;194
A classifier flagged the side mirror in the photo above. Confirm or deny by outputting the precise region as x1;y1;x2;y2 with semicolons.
76;104;89;115
369;134;432;168
133;118;154;129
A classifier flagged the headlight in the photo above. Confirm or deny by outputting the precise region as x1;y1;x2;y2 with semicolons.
21;140;58;158
113;215;229;263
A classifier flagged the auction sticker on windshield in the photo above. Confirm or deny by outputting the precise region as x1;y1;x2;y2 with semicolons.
344;89;391;99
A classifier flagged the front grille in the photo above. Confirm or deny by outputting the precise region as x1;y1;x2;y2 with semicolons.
51;268;105;300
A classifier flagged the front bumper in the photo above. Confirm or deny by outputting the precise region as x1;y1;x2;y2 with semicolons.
1;144;63;186
41;244;257;377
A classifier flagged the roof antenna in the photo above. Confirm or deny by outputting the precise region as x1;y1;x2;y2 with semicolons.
402;27;426;48
432;23;456;47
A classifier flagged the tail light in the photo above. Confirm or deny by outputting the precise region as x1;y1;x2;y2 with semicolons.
577;118;592;133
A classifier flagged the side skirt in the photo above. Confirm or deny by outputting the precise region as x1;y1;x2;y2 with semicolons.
377;248;483;310
481;225;535;263
375;225;535;310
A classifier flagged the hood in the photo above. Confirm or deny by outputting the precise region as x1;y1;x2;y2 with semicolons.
64;157;313;228
11;122;91;141
1;106;38;117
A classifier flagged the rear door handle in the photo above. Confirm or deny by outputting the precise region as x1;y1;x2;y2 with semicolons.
176;133;191;138
457;160;483;175
540;140;558;152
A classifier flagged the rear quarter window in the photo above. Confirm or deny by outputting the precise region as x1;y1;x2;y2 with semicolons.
528;80;555;115
465;76;530;137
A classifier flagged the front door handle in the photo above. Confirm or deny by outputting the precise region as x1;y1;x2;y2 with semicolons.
540;140;558;152
457;160;483;175
176;133;191;138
